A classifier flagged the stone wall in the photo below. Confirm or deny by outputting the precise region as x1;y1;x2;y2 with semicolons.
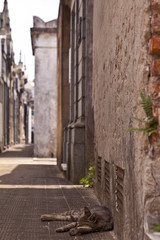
57;1;70;169
93;0;153;239
68;0;94;183
0;37;3;151
0;80;3;151
57;0;94;183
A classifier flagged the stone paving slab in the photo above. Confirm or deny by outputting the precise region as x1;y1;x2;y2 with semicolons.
0;144;116;240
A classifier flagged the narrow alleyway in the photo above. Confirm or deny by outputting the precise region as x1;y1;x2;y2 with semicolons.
0;144;114;240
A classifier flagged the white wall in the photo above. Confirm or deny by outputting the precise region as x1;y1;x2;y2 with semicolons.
33;29;57;157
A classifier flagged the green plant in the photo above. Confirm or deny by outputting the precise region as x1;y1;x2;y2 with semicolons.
149;224;160;232
128;92;158;136
80;166;95;188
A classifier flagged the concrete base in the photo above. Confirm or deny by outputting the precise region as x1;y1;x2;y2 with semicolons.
64;121;85;184
70;122;85;184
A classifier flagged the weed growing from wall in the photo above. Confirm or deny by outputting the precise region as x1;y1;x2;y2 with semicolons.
80;166;95;188
128;92;158;136
149;224;160;232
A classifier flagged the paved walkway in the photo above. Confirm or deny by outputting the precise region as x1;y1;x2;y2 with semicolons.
0;144;115;240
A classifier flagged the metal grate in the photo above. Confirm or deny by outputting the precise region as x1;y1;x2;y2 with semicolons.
105;160;110;200
115;165;124;212
97;156;101;183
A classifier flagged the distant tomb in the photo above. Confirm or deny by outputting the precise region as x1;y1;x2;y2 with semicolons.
31;17;57;157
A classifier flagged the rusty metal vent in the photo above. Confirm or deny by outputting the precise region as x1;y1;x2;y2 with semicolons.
105;160;110;199
115;165;124;212
97;156;101;183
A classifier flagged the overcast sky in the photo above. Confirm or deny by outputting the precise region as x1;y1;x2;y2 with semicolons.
0;0;60;81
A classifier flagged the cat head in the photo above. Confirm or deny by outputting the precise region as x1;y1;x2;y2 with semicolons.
77;207;102;229
77;206;113;231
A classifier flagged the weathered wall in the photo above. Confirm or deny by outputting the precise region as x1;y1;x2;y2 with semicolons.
93;0;152;239
84;0;94;173
0;39;3;151
57;5;63;168
31;17;57;157
57;0;94;183
0;81;3;152
63;0;94;183
57;2;70;169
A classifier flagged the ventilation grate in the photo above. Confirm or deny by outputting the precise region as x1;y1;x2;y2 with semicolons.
97;156;101;183
115;165;124;212
105;160;110;199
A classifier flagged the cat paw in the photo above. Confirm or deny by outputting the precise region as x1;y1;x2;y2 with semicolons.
41;214;51;221
69;228;78;236
56;227;64;232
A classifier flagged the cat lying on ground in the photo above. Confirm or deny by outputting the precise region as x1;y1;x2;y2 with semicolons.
41;205;113;236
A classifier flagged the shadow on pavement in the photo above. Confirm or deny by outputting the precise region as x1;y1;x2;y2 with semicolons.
0;144;34;158
0;164;70;186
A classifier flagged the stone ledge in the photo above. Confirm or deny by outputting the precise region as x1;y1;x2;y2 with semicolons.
70;121;85;129
31;27;57;34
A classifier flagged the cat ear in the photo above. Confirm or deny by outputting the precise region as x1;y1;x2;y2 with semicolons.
84;207;91;217
89;213;98;223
